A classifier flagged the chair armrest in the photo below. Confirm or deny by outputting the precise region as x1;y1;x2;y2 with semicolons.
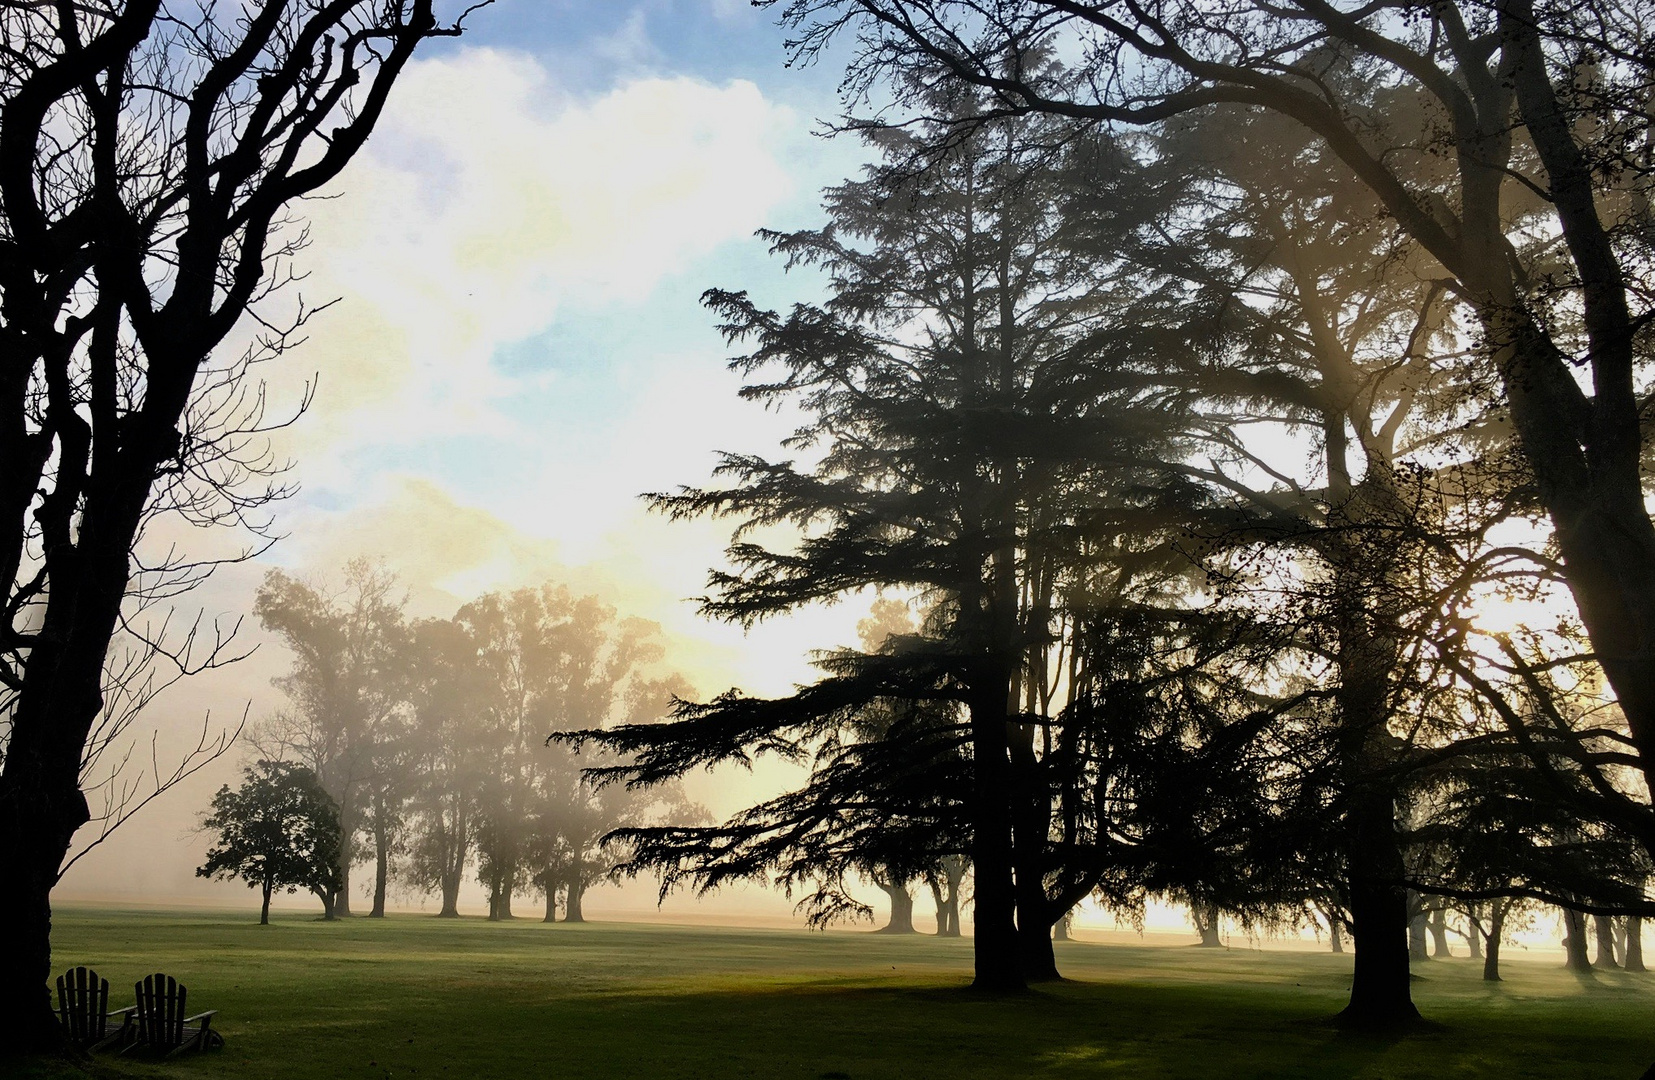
182;1010;217;1027
107;1006;138;1019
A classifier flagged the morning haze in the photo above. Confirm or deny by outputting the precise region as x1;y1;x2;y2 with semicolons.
6;1;1655;1078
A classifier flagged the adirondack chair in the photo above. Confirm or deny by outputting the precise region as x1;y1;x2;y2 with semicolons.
54;966;136;1051
127;973;222;1056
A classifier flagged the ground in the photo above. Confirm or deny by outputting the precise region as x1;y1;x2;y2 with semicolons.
20;906;1655;1079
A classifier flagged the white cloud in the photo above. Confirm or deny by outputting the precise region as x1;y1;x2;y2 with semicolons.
281;47;796;462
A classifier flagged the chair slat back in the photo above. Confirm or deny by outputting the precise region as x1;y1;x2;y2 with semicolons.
55;966;109;1046
135;973;186;1048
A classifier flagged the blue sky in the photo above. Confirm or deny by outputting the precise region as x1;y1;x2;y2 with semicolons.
250;0;879;692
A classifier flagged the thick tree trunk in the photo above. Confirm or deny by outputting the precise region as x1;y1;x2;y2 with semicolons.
1497;13;1655;796
1627;918;1647;973
1339;791;1418;1028
1428;907;1451;958
0;758;84;1054
1018;912;1060;982
1006;672;1059;983
564;881;585;923
261;882;273;926
1194;902;1222;947
875;878;915;934
1562;908;1592;972
487;868;514;921
0;546;132;1053
1052;912;1072;941
968;688;1023;991
1484;904;1506;982
1594;914;1620;968
543;882;559;923
438;868;462;918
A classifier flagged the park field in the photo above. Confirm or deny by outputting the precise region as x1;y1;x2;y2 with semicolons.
19;906;1655;1080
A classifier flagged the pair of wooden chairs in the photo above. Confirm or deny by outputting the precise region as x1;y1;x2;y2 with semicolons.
55;967;221;1055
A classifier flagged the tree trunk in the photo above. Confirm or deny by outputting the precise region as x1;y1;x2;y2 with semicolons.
438;867;462;918
875;878;915;934
487;867;513;921
1052;912;1073;941
928;877;948;935
1194;901;1222;947
1484;904;1506;982
1595;914;1620;968
543;882;559;923
0;571;128;1053
0;748;84;1054
1562;908;1592;972
1339;797;1418;1028
1018;911;1060;982
937;856;965;937
370;795;389;919
1627;918;1647;973
1496;13;1655;798
1464;908;1483;960
261;881;273;926
334;848;352;918
1330;918;1344;954
564;880;586;923
1427;907;1451;959
967;686;1023;991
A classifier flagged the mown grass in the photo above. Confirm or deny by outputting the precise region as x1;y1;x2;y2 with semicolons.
18;905;1655;1079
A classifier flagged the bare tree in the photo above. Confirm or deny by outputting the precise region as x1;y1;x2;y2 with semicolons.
0;0;479;1051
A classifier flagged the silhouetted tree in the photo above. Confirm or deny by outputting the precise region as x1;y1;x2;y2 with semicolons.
0;1;471;1048
768;0;1655;915
198;760;342;924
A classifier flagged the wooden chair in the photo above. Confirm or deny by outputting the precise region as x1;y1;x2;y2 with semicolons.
127;973;221;1056
54;966;136;1051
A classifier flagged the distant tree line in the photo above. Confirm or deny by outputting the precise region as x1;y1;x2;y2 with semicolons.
248;562;696;923
566;20;1655;1032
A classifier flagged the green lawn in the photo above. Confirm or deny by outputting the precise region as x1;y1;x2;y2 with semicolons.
23;906;1655;1079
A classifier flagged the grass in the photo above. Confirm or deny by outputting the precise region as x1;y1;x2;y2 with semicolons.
21;905;1655;1079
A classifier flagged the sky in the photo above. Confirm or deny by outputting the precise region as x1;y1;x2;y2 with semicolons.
57;0;933;927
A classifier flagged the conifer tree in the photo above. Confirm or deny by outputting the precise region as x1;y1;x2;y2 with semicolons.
573;83;1223;987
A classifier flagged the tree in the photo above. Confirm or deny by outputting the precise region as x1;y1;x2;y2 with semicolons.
575;93;1257;987
768;0;1655;892
254;562;412;918
403;617;490;917
456;584;687;922
197;760;342;924
0;1;473;1050
543;673;699;924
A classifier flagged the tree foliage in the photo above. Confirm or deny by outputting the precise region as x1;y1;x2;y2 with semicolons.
198;760;342;924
